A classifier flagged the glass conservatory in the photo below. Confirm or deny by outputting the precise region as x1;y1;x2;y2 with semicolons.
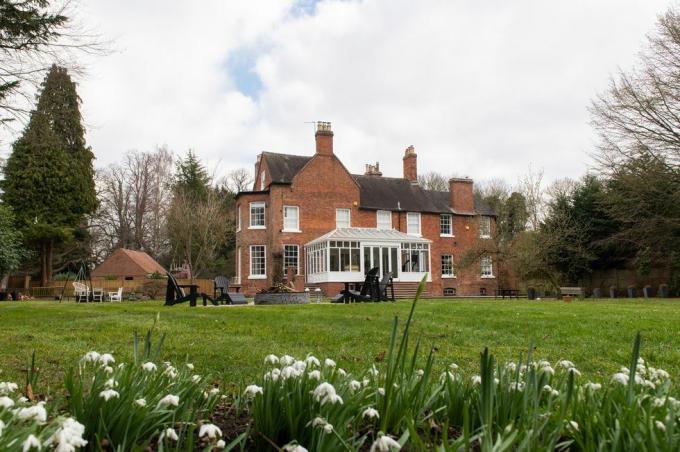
304;228;432;284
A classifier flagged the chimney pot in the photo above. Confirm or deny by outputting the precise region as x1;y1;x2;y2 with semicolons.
315;121;333;156
403;145;418;183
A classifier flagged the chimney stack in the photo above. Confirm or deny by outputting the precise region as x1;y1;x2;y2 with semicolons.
254;153;262;190
315;121;333;156
449;177;474;213
364;162;382;176
403;145;417;183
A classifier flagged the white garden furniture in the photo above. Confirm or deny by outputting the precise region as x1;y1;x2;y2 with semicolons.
73;282;89;302
108;287;123;302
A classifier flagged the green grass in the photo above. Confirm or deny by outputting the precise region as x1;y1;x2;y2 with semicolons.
1;298;680;396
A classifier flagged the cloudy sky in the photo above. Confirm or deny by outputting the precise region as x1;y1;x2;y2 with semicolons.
1;0;674;187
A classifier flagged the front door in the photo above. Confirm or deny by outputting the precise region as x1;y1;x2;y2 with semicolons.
363;245;399;279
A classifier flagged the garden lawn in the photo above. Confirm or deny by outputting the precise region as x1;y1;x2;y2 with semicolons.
1;298;680;396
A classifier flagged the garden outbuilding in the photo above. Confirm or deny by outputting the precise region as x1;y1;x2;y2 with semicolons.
92;248;166;280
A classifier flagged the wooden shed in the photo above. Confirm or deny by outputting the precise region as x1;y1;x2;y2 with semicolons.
92;248;166;280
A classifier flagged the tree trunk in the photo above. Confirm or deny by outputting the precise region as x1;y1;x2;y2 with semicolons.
40;241;48;287
47;239;53;285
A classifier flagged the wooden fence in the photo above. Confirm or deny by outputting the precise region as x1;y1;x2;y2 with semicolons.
7;278;215;299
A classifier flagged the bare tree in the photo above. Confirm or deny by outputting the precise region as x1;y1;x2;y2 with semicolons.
166;188;230;279
224;167;254;193
518;165;544;230
417;171;449;191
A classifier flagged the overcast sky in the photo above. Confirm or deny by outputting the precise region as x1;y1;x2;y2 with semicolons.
1;0;674;187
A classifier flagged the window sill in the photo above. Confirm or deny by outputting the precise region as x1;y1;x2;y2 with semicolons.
248;275;267;280
440;234;454;238
248;226;266;230
481;275;495;279
479;235;491;239
282;229;302;233
442;275;457;279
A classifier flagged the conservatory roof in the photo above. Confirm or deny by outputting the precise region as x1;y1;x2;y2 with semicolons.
305;228;432;246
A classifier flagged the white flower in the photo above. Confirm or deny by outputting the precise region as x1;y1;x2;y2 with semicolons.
440;371;455;383
310;417;327;428
244;385;263;397
82;351;100;363
655;420;666;431
186;363;194;370
370;433;401;451
338;368;347;377
612;373;629;385
415;369;424;378
0;396;15;408
281;366;301;379
209;387;220;396
305;355;320;367
158;394;180;407
98;353;115;366
323;423;334;434
22;434;41;451
104;378;117;388
134;398;147;407
280;355;295;366
540;366;555;376
350;380;362;391
363;378;370;386
283;443;308;452
567;421;579;431
653;397;666;407
264;354;279;365
644;380;656;389
324;358;336;368
192;375;202;383
368;366;379;377
265;368;281;381
312;382;343;405
47;417;88;451
569;368;582;377
449;363;459;370
216;439;226;449
506;362;517;372
142;362;157;372
103;366;113;374
584;382;601;391
471;375;482;385
199;423;222;439
293;361;307;373
159;428;179;442
307;370;321;380
99;389;119;401
653;369;670;380
537;360;551;368
0;381;18;395
558;360;575;369
509;381;525;391
363;407;380;419
18;396;28;403
164;366;178;379
0;420;4;437
17;403;47;422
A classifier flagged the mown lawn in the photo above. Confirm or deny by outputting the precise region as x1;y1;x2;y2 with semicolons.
1;298;680;396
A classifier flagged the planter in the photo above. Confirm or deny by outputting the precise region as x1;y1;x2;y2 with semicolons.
254;292;310;305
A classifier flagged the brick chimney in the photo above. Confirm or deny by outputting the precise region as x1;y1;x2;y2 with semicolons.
449;177;474;212
364;162;382;176
403;145;417;183
315;121;333;156
254;153;262;190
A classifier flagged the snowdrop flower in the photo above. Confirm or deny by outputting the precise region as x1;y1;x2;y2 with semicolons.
653;368;670;380
142;362;157;372
281;366;301;379
199;423;222;439
323;423;334;434
209;387;220;396
368;366;379;377
363;407;380;419
643;380;656;389
567;421;579;431
378;387;385;396
244;385;263;397
0;396;14;408
506;362;517;372
370;433;401;451
82;351;100;363
0;382;18;395
362;378;370;386
540;366;555;376
17;403;47;422
449;363;459;370
584;382;601;391
293;360;307;373
655;420;666;431
283;442;308;452
350;380;362;391
47;417;88;451
98;354;115;366
543;385;559;397
216;439;226;449
264;354;279;365
99;389;119;402
653;397;666;407
471;375;482;385
280;355;295;366
192;375;202;383
313;382;343;405
310;417;327;428
415;369;424;378
158;394;179;408
265;368;281;381
104;378;117;388
558;360;575;369
307;370;321;381
634;374;644;385
440;371;455;383
159;428;179;442
305;355;320;367
185;363;194;370
22;434;41;451
537;360;551;368
134;398;147;407
612;373;629;385
164;366;178;379
569;368;582;377
324;358;336;368
103;366;113;374
338;368;347;377
619;367;630;375
18;396;28;403
509;381;525;391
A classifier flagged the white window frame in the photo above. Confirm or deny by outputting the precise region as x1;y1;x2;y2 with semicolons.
249;245;267;279
480;216;491;239
441;254;455;278
481;255;494;278
249;202;266;229
336;208;351;228
236;205;241;232
440;214;453;237
283;244;300;275
376;210;392;230
283;206;300;232
407;212;421;236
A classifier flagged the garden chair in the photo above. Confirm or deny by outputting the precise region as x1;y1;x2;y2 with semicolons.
164;273;199;306
92;287;104;302
347;267;380;302
378;272;395;301
108;287;123;302
73;282;89;302
201;275;247;306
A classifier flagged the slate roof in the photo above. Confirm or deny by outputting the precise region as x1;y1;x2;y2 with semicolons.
256;152;495;216
307;227;431;246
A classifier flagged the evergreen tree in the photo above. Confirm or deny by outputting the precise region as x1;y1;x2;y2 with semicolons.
173;150;211;200
1;65;96;285
0;203;27;281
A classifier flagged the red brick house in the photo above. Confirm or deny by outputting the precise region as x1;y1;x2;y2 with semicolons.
234;123;497;298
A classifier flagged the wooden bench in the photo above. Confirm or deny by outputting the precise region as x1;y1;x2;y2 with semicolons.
495;288;520;299
559;287;583;299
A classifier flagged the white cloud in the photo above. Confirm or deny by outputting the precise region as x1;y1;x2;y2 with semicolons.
1;0;671;188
